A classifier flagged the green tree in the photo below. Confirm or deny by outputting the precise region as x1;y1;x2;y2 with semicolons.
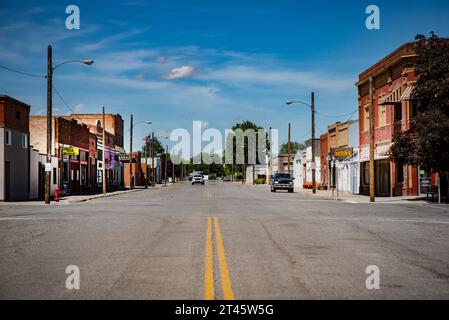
224;121;269;177
390;33;449;200
279;141;305;155
142;135;165;156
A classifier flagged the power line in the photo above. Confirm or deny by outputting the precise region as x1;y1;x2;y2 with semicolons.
0;64;45;78
53;85;75;114
314;109;358;119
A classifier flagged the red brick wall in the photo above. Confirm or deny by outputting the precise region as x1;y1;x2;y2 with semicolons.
0;96;30;133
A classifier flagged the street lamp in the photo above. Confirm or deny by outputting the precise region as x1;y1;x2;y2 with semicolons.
128;118;152;190
285;92;316;194
160;135;169;186
45;45;94;204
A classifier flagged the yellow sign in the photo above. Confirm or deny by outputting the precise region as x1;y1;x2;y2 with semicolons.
62;147;79;156
331;147;353;160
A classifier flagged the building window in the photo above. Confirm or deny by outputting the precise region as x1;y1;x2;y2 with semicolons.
363;101;370;132
378;105;387;127
21;133;28;148
5;130;12;145
16;111;21;119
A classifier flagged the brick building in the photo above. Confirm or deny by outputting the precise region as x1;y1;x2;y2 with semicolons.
356;42;421;196
30;116;91;194
0;96;30;201
67;113;125;189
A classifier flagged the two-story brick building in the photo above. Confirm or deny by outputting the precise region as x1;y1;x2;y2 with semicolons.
356;42;419;197
30;116;90;195
0;96;30;201
67;113;125;189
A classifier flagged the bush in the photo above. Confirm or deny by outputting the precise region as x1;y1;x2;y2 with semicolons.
235;172;244;180
255;178;266;184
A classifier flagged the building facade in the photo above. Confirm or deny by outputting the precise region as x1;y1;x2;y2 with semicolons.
30;116;91;195
0;96;30;201
67;113;125;190
356;42;420;197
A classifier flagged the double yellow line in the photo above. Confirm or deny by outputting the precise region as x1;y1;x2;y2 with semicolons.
204;217;234;300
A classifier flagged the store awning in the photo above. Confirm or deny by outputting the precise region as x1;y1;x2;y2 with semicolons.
359;144;392;162
400;83;415;101
379;86;402;105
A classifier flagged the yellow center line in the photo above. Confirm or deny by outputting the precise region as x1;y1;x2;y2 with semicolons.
213;216;235;300
204;217;215;300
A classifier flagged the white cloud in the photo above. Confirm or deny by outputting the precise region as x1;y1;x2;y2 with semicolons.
162;65;195;80
73;103;85;113
76;28;149;52
196;65;354;92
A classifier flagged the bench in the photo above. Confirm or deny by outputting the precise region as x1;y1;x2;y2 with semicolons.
425;186;439;201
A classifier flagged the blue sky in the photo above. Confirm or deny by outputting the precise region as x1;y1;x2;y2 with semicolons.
1;0;449;151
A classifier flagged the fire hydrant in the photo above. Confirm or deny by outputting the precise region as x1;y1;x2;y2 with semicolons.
54;186;61;202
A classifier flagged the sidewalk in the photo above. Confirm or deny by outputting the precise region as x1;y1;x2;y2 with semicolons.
0;183;171;206
297;188;448;206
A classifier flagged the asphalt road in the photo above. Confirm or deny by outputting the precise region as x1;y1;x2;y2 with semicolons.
1;182;449;299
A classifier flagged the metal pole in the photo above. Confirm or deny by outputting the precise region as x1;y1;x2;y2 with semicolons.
45;45;52;204
151;132;155;187
165;144;168;185
369;76;375;202
438;175;441;204
330;160;335;200
172;150;175;183
102;107;106;195
311;92;316;194
129;114;133;190
144;136;148;189
336;161;339;200
269;126;273;185
288;122;291;176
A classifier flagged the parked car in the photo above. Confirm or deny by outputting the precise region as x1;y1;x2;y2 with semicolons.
271;173;294;193
192;174;205;185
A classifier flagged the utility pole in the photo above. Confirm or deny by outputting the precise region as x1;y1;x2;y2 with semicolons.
102;107;106;195
129;114;133;190
311;92;316;194
45;45;52;204
269;126;273;185
287;122;291;176
151;132;155;187
144;135;148;189
369;76;375;202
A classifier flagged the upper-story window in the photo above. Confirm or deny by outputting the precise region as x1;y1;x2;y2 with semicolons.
363;101;370;132
5;130;12;145
21;133;28;148
378;93;387;127
16;111;21;120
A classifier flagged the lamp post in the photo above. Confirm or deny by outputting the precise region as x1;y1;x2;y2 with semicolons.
285;92;316;194
45;44;93;204
128;118;152;190
160;136;169;186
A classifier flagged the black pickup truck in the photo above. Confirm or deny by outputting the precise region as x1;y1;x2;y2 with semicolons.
271;173;294;193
